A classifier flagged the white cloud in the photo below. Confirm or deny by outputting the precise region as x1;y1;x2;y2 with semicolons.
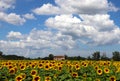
0;29;75;57
0;0;15;11
33;3;60;15
0;0;26;25
23;13;36;20
33;0;118;15
7;31;23;40
80;14;116;31
89;28;120;45
0;12;26;25
45;14;120;45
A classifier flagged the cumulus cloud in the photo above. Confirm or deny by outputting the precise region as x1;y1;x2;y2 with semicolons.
33;0;118;15
0;0;26;25
0;29;75;57
45;14;120;45
33;3;60;15
0;0;15;11
23;13;36;20
7;31;23;40
0;12;26;25
89;28;120;45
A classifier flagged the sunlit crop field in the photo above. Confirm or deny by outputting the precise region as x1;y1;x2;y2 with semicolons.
0;60;120;81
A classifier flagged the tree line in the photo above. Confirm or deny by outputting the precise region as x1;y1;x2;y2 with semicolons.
0;51;120;61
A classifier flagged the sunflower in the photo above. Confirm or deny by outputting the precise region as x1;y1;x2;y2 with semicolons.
38;63;43;69
54;74;58;78
94;65;99;70
15;75;23;81
14;66;18;72
49;63;53;69
72;72;78;78
8;65;13;69
32;75;40;81
31;70;37;76
45;76;51;81
31;64;36;68
96;78;100;81
20;73;26;80
9;68;15;75
75;64;80;70
83;63;88;67
68;64;73;69
83;73;87;78
81;61;85;66
58;66;62;71
44;64;50;70
107;61;111;66
97;68;102;75
104;67;110;74
109;75;116;81
20;65;26;70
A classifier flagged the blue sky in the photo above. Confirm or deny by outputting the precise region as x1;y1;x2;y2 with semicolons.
0;0;120;58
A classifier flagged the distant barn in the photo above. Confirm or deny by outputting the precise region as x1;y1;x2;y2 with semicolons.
54;55;65;60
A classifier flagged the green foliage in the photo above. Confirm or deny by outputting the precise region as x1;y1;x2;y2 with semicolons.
92;51;100;60
112;51;120;61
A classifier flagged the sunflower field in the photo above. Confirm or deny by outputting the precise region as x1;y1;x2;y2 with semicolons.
0;60;120;81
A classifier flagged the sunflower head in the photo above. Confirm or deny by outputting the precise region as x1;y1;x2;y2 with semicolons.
58;66;62;71
83;63;88;67
44;64;50;70
33;76;40;81
72;72;78;78
104;68;110;74
8;65;13;69
31;70;37;76
45;76;51;81
75;64;80;70
20;65;26;70
96;78;100;81
15;75;23;81
38;63;43;68
94;65;99;70
110;75;116;81
83;73;87;78
9;68;15;75
20;73;26;80
97;68;102;75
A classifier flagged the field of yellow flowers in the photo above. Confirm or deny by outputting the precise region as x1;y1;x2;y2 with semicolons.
0;60;120;81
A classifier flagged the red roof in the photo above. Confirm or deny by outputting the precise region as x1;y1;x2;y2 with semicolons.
54;56;65;58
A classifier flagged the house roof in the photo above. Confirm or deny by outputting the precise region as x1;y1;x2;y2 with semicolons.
54;55;65;58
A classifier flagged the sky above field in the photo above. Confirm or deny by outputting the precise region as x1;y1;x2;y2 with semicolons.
0;0;120;58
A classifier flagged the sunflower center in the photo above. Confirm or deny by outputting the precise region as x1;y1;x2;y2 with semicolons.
21;66;24;69
111;77;115;81
73;73;77;77
17;77;22;81
10;69;14;74
46;66;49;68
32;71;36;75
34;77;39;81
98;70;101;73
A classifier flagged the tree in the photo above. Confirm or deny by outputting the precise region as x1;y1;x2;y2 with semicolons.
48;54;54;60
112;51;120;61
64;54;68;59
0;51;3;56
101;53;110;60
87;56;92;60
92;51;100;60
